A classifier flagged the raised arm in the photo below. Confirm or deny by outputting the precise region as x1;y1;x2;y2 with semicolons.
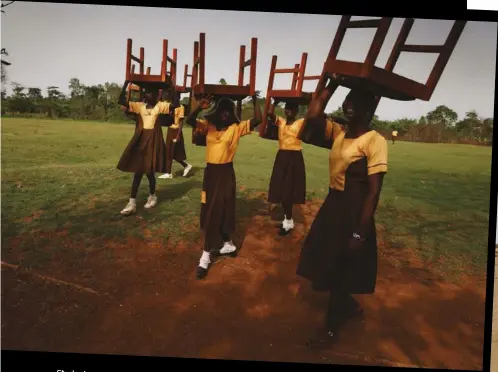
177;117;184;132
118;80;145;117
169;91;181;111
175;105;186;141
249;95;262;131
299;74;345;149
186;106;203;128
186;95;212;128
118;80;130;112
266;98;280;125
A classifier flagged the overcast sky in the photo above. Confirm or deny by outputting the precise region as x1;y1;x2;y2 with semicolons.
1;3;497;122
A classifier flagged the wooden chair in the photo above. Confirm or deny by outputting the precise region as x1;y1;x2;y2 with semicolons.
126;66;150;102
315;16;467;102
125;38;176;90
176;64;193;94
189;32;258;117
189;33;258;146
259;52;321;137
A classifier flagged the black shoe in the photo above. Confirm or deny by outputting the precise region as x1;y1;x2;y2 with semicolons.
349;305;364;318
278;227;293;236
225;250;238;257
344;297;364;319
196;266;208;280
305;328;338;349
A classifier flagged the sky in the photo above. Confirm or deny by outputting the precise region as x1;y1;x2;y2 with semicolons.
1;3;497;123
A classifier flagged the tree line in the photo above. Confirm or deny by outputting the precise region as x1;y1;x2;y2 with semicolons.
0;77;493;146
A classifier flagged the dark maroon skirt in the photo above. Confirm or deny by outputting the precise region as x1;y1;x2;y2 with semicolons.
165;127;187;173
200;162;236;250
268;150;306;205
117;117;167;174
296;157;378;294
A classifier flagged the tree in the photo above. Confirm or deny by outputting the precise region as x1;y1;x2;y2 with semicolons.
219;78;227;85
425;105;458;143
7;82;32;113
456;110;480;135
102;82;122;118
1;53;8;94
1;2;15;79
482;118;493;144
392;118;417;134
27;88;43;101
1;1;14;14
69;78;84;98
426;105;458;128
455;110;493;144
46;86;66;119
1;49;10;89
26;87;43;114
1;75;489;146
1;48;10;65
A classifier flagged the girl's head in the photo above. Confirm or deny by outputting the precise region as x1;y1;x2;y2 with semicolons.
284;101;299;120
342;89;377;128
205;97;240;129
143;88;159;105
162;89;180;102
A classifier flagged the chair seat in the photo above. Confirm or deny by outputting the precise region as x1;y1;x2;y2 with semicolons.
175;85;191;93
324;60;428;101
129;74;173;91
268;90;314;105
193;84;252;100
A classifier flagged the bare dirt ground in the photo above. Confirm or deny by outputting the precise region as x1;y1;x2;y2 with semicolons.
1;196;487;369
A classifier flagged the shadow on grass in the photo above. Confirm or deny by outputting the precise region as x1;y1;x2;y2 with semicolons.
379;202;488;272
172;165;202;178
1;178;203;265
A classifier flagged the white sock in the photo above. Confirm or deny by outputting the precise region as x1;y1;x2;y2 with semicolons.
199;251;211;269
283;216;294;230
129;198;136;205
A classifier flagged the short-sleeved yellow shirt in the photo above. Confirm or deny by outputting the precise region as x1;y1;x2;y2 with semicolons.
170;105;185;129
128;101;171;130
195;119;252;164
274;117;305;151
329;130;388;191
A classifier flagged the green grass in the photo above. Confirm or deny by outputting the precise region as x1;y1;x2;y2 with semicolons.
1;117;493;274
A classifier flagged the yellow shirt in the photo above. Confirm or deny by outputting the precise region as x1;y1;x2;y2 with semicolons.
392;130;398;137
128;101;171;130
170;105;185;129
195;119;252;164
275;117;304;151
324;119;344;143
329;130;388;191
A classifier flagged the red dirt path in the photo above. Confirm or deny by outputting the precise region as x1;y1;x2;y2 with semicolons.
1;197;486;369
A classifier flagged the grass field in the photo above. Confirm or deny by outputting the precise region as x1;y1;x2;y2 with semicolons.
1;117;492;275
0;117;493;368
